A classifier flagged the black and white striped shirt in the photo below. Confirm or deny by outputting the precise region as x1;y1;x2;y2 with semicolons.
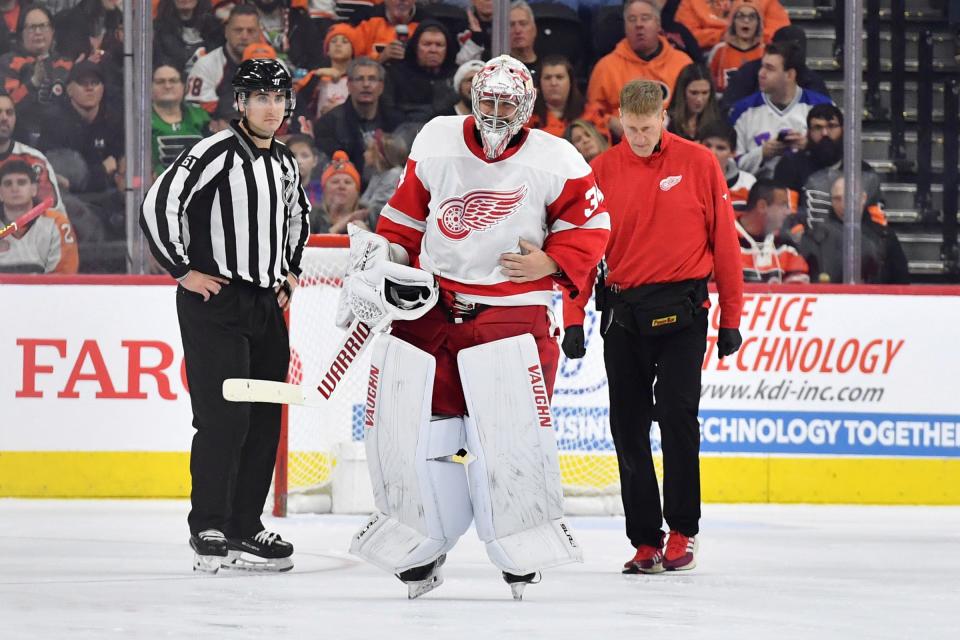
140;120;310;287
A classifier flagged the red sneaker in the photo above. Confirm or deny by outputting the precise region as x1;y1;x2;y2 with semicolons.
622;543;664;574
663;531;698;571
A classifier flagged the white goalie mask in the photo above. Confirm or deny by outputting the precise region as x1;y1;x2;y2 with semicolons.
470;55;536;160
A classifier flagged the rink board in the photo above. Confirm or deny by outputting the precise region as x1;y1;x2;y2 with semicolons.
2;450;960;505
2;276;960;504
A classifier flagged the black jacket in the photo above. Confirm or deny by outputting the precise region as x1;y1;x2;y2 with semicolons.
38;101;124;193
799;211;910;284
266;6;323;71
54;0;123;60
382;19;458;124
313;98;402;176
153;10;224;72
661;0;703;64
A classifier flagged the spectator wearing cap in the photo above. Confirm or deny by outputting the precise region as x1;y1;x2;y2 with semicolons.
153;0;224;75
293;23;357;127
350;0;419;63
313;57;401;177
0;5;72;138
185;3;261;124
529;55;608;140
250;0;322;71
729;41;832;178
676;0;790;50
54;0;124;60
151;64;211;173
310;149;369;233
38;59;123;193
0;158;78;274
721;24;830;114
587;0;693;138
381;19;458;124
443;59;482;116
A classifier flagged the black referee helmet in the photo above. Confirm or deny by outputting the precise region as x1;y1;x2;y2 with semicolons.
232;58;295;119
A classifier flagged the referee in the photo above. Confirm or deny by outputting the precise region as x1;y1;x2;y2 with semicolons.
585;80;744;574
140;59;310;573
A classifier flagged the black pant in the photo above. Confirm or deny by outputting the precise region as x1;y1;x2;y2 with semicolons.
603;310;708;548
177;281;289;538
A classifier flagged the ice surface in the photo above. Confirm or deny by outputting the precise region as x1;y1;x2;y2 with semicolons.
1;500;957;639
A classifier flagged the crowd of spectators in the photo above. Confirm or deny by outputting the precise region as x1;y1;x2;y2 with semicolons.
0;0;915;284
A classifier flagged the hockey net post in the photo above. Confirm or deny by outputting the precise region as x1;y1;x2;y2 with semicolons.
273;234;662;516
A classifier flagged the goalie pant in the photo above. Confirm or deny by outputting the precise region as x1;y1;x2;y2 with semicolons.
390;304;560;416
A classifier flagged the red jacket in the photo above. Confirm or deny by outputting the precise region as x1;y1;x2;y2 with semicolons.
565;130;743;329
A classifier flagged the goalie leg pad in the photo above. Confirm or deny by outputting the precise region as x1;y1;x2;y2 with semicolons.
350;334;472;574
458;334;583;575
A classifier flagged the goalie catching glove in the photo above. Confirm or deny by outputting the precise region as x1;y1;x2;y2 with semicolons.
336;224;439;330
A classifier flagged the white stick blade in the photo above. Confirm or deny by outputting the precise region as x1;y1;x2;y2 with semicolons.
222;378;321;407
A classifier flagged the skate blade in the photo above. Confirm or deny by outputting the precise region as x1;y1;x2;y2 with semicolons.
193;553;222;574
221;550;293;573
509;582;527;601
406;574;443;599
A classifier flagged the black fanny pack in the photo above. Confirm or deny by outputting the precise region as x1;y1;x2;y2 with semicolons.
607;278;708;336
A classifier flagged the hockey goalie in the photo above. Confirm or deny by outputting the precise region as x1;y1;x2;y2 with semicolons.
343;55;610;600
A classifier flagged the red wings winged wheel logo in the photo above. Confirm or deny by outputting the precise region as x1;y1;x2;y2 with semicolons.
436;185;528;241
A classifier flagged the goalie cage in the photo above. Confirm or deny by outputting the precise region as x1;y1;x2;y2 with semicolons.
272;235;664;517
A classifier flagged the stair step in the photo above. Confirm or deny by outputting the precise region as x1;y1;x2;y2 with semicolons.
826;81;946;119
898;233;944;262
804;28;956;62
884;209;921;223
908;260;948;274
788;6;948;21
881;183;949;211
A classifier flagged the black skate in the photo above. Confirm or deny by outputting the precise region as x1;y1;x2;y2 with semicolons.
502;571;540;601
189;529;228;574
396;554;446;599
223;530;294;572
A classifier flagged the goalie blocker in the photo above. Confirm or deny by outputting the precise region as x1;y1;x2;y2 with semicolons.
350;333;582;598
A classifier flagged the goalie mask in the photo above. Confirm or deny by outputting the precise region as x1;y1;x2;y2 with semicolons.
470;55;536;160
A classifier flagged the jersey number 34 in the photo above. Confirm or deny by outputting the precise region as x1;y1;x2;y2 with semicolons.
584;186;604;218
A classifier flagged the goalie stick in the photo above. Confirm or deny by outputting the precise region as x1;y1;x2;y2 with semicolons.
0;197;56;239
222;314;389;407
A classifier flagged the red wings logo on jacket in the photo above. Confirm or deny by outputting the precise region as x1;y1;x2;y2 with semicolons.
436;185;528;241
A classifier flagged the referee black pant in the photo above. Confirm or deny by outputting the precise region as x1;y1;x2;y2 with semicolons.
177;281;289;539
603;309;708;549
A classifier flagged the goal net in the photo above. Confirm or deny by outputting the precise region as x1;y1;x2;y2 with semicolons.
275;235;663;516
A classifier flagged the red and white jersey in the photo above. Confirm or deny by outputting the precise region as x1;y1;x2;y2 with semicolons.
377;115;610;308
